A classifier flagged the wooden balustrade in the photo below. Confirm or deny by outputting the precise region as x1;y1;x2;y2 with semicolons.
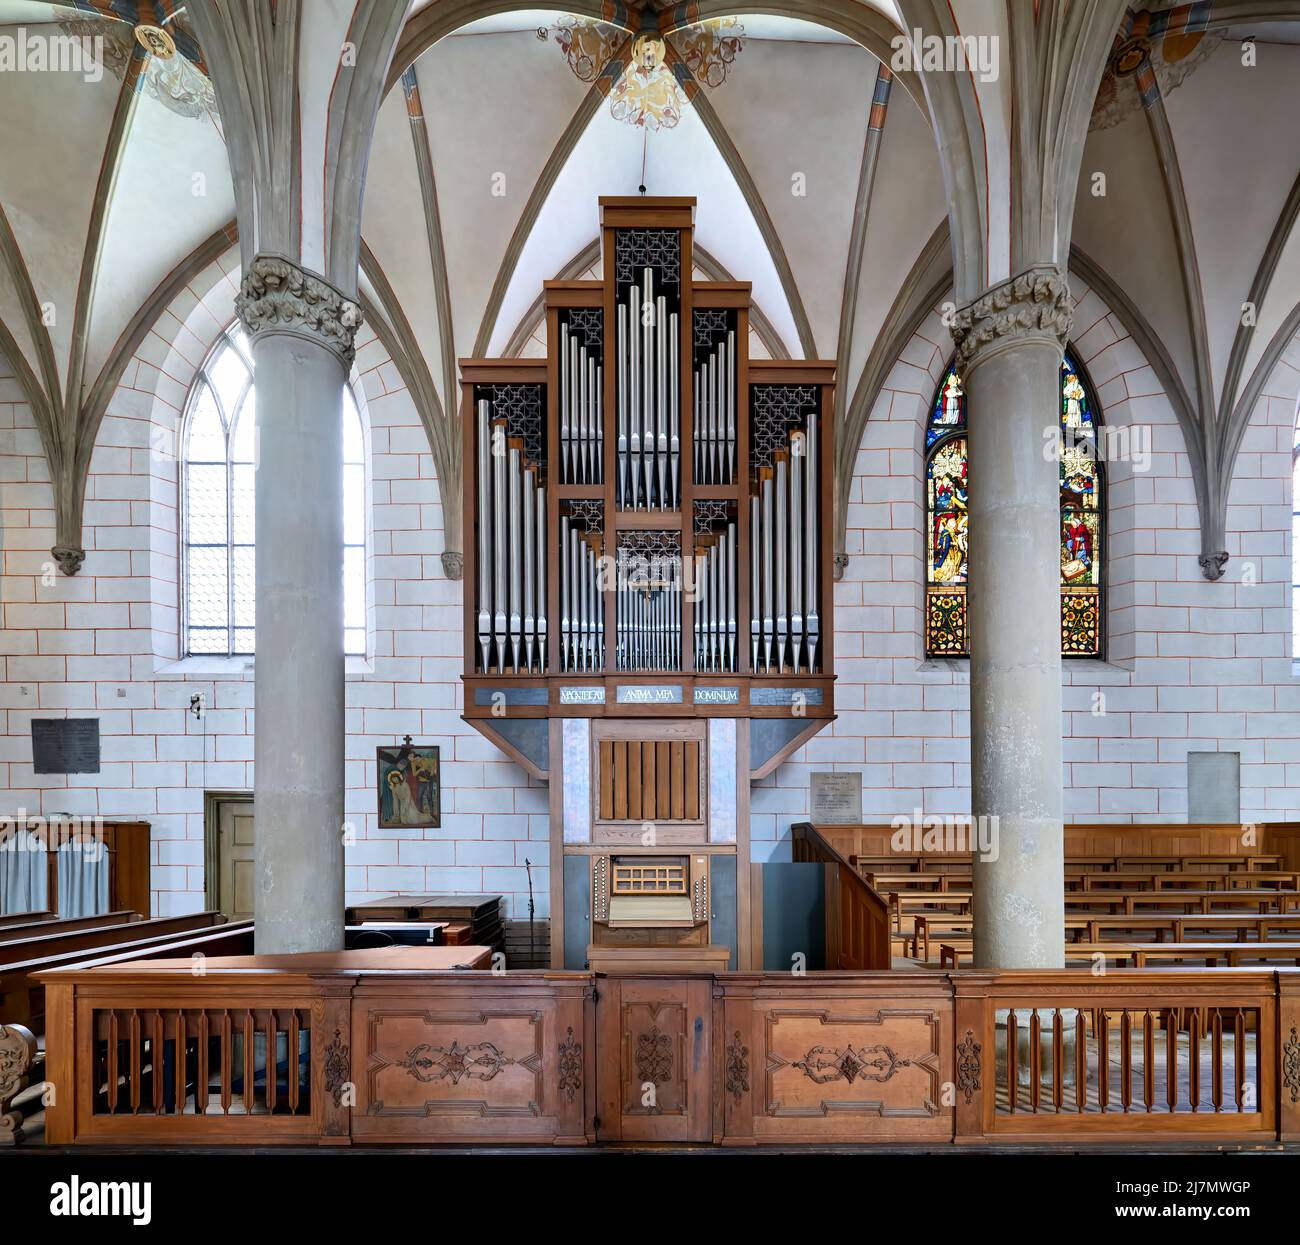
951;971;1298;1142
38;955;1300;1147
91;1006;314;1121
790;823;890;969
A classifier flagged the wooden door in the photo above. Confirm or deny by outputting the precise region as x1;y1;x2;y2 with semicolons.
595;976;712;1141
216;801;255;921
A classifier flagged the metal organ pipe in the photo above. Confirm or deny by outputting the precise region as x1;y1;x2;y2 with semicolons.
774;451;788;673
476;400;491;672
523;466;536;673
750;495;760;671
760;468;774;674
669;316;680;508
641;268;654;510
790;434;803;674
617;303;629;507
804;413;819;673
508;441;523;671
536;485;547;671
726;330;736;481
492;419;507;673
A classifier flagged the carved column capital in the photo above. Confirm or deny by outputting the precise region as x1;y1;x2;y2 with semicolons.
235;253;363;365
950;265;1073;372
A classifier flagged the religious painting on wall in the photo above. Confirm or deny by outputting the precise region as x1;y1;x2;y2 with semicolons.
923;352;1104;659
377;738;441;828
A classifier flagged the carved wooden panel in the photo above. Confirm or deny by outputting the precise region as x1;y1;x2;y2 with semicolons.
744;1001;952;1142
349;978;593;1144
596;977;711;1141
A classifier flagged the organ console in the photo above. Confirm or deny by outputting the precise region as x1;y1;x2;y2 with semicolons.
459;197;836;970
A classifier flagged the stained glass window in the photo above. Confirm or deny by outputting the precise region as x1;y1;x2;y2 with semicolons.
182;326;367;656
923;351;1104;658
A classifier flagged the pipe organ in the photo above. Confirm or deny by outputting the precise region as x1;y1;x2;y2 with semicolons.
460;198;836;971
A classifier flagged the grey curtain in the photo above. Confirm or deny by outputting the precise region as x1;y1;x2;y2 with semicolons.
56;841;109;918
0;829;49;915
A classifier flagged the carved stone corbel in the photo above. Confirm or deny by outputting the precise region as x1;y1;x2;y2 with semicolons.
235;253;363;365
440;551;464;580
51;544;85;577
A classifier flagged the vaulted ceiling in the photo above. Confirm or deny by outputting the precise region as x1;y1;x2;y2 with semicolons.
2;2;1300;574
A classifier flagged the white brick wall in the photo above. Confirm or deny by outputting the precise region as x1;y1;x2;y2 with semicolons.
3;262;1296;907
0;255;548;919
752;271;1300;859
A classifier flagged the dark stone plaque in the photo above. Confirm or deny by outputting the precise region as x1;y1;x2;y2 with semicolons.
31;718;101;774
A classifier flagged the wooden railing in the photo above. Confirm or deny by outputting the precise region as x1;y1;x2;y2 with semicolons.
790;823;890;969
37;960;1300;1147
950;970;1294;1141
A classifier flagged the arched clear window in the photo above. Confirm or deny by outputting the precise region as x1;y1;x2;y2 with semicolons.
924;349;1104;658
181;326;367;656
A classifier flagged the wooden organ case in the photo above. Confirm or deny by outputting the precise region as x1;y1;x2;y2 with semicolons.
460;198;835;970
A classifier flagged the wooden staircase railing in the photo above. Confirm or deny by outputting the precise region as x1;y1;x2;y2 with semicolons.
790;822;891;969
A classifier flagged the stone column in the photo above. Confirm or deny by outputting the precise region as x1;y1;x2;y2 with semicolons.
236;255;361;955
952;267;1072;969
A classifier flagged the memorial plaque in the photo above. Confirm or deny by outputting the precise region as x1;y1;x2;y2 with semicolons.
31;718;101;774
810;772;861;824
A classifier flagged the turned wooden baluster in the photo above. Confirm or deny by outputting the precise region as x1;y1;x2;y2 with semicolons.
1075;1009;1087;1113
196;1012;209;1115
1166;1008;1178;1112
107;1011;119;1113
1029;1011;1041;1112
1188;1009;1201;1112
288;1012;301;1114
129;1010;141;1114
1097;1010;1109;1112
264;1011;277;1114
220;1010;232;1114
243;1011;255;1116
174;1011;186;1115
152;1011;164;1114
1211;1009;1223;1112
1007;1010;1018;1114
1120;1010;1132;1112
1143;1010;1154;1112
1233;1011;1246;1111
1052;1009;1064;1112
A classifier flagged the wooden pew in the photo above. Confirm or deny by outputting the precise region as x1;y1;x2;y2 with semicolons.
0;921;256;1143
0;917;241;1034
939;939;1300;967
0;912;223;967
1067;869;1300;891
0;911;54;930
0;911;139;944
912;910;1300;961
